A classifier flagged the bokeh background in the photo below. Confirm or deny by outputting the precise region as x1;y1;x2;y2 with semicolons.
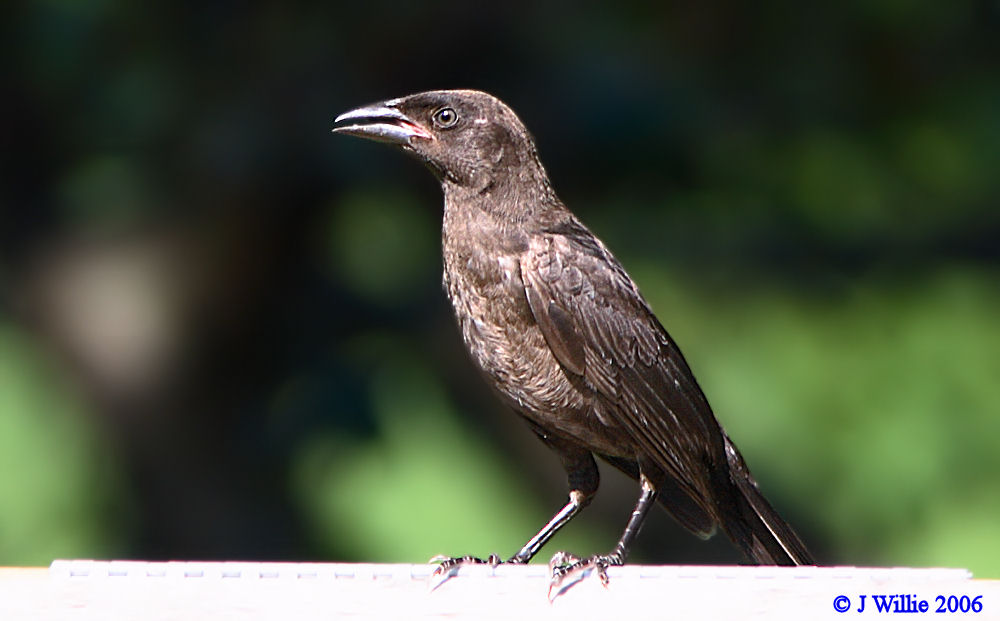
2;1;998;576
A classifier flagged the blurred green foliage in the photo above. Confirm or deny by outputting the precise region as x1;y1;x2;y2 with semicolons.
327;188;438;306
0;325;120;564
1;0;997;578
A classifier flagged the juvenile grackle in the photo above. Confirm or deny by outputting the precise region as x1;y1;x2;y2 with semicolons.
333;90;814;585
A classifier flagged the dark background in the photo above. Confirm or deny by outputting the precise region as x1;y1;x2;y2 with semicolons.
2;1;998;576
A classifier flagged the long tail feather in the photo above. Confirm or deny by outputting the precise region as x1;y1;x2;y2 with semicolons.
722;435;815;565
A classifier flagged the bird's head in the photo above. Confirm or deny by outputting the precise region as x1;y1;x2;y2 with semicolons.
333;90;548;197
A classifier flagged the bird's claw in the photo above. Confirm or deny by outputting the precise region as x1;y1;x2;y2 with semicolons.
431;553;523;577
548;551;622;598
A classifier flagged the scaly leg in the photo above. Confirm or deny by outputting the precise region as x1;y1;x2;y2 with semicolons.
432;442;599;574
549;473;658;591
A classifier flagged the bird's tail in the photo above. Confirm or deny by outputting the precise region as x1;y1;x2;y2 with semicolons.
722;435;815;566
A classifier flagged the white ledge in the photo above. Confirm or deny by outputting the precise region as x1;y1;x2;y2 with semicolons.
0;560;994;620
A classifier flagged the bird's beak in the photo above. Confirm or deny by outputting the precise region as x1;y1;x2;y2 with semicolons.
332;101;433;145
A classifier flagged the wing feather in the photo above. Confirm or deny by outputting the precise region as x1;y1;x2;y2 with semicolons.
519;223;725;520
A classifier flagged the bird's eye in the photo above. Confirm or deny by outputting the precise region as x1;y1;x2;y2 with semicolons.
432;107;459;129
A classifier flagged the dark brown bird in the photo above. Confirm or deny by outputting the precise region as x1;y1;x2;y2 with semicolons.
333;90;814;582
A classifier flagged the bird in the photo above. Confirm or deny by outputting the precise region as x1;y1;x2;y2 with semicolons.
332;89;815;585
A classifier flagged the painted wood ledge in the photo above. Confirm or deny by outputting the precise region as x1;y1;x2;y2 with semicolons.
0;561;996;620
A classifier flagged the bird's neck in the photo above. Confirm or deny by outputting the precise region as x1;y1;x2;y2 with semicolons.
441;167;559;228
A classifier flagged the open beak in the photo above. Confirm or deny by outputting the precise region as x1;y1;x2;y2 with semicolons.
332;101;433;145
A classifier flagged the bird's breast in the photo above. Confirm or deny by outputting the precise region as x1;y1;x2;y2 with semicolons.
441;212;613;447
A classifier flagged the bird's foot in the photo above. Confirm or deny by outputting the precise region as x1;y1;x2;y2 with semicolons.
430;553;526;577
427;553;525;591
547;550;623;598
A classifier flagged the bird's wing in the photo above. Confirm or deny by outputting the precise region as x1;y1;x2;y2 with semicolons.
519;223;724;519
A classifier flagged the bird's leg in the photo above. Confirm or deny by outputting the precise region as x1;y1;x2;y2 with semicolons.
431;444;598;575
509;489;589;562
549;474;658;591
430;494;585;574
